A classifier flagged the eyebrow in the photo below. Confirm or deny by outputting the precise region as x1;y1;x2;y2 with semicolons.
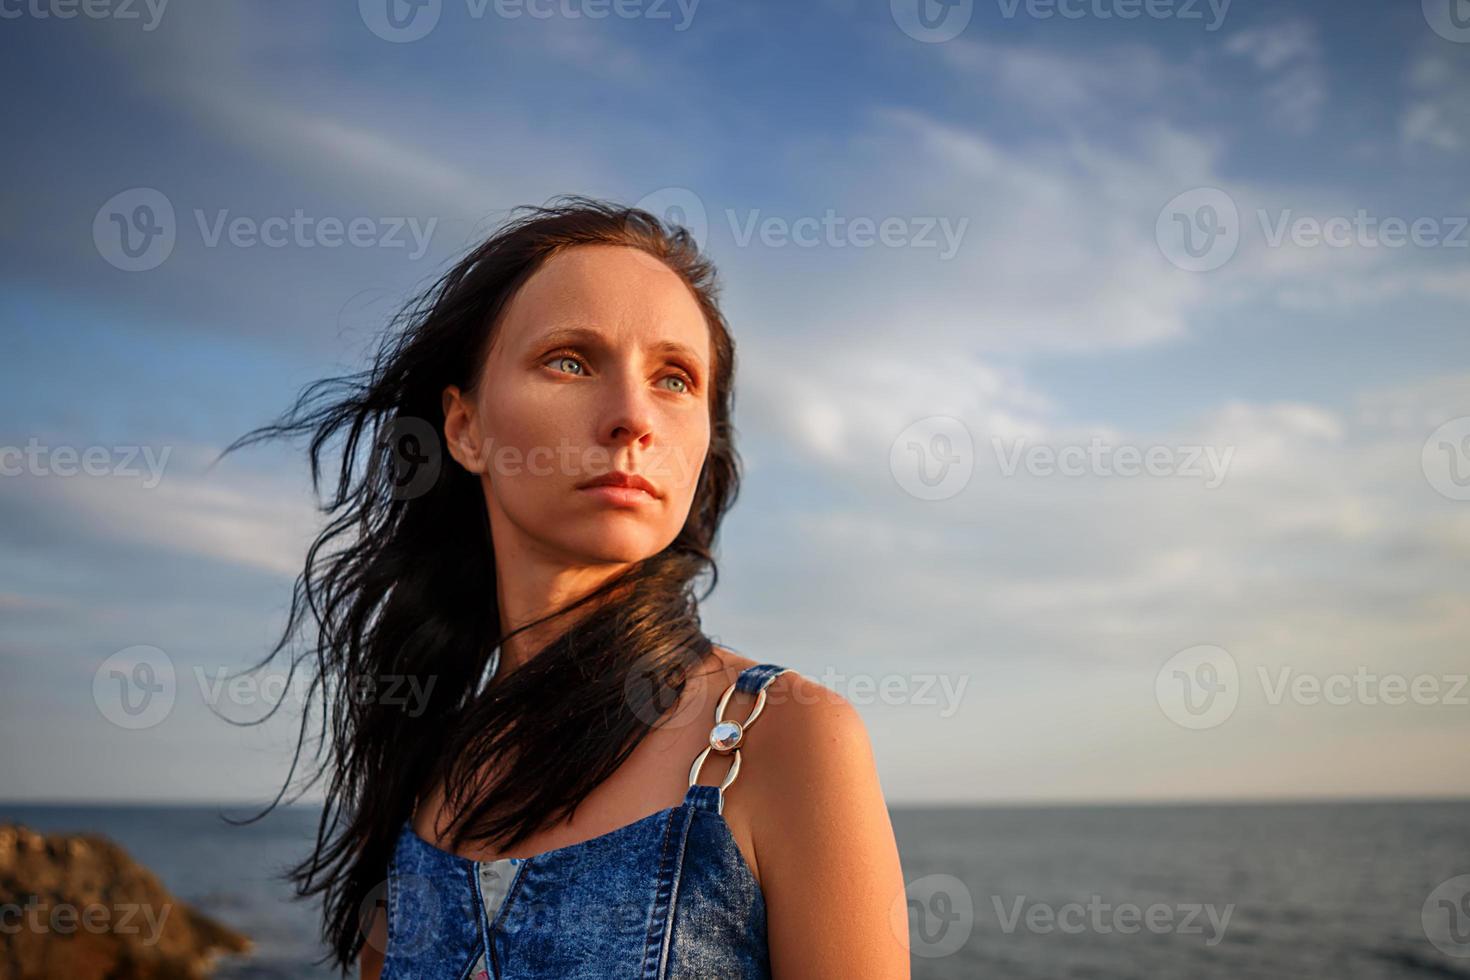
534;326;707;368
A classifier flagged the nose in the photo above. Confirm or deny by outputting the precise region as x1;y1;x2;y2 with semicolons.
599;367;656;449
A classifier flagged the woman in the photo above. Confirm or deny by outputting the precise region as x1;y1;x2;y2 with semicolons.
224;198;909;978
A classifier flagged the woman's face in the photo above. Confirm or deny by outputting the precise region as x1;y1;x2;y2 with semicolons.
443;244;713;566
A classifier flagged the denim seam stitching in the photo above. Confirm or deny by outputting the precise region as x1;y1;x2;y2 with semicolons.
469;862;495;979
655;805;696;979
489;859;527;978
639;807;682;979
385;859;398;956
638;813;675;978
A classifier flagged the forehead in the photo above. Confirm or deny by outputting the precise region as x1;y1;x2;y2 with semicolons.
496;244;711;362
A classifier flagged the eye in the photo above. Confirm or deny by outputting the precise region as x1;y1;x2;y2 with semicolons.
545;353;586;376
661;373;692;394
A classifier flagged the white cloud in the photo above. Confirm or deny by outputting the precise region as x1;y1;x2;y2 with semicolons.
32;445;324;578
1402;52;1470;153
714;371;1470;799
738;332;1053;466
1222;20;1327;133
937;37;1184;114
725;105;1226;355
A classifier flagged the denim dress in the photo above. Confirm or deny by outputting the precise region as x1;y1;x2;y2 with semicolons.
381;663;792;979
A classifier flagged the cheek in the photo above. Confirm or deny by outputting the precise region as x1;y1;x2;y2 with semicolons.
663;415;711;496
479;385;574;479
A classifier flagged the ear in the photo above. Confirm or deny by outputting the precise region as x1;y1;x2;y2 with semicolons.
442;385;486;474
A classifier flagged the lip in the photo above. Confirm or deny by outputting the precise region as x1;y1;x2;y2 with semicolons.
576;471;660;504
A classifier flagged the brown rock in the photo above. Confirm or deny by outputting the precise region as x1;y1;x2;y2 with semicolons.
0;823;251;980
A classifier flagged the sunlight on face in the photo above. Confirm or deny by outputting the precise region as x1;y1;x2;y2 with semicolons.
458;244;713;565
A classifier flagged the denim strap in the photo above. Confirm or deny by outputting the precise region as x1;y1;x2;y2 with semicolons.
734;663;790;695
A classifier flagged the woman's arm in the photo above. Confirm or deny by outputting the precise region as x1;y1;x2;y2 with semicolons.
750;674;911;978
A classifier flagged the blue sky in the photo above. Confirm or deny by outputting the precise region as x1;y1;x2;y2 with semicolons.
2;0;1468;805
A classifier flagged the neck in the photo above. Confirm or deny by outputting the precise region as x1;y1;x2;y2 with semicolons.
491;540;631;676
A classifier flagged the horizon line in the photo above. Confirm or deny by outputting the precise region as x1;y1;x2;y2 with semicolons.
3;791;1467;812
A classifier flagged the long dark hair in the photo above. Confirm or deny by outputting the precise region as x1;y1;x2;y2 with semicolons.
215;196;740;972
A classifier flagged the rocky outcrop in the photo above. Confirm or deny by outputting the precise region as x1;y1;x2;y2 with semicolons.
0;823;251;980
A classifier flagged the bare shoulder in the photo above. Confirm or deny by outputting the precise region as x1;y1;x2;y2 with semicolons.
704;649;870;756
731;664;911;976
747;669;876;798
696;650;877;806
699;648;879;808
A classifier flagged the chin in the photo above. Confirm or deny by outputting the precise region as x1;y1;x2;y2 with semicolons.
560;523;670;565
